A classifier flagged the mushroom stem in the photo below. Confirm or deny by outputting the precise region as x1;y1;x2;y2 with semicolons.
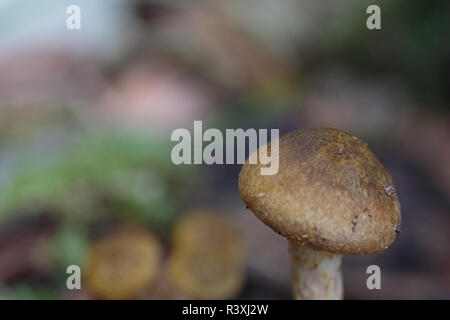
289;240;343;300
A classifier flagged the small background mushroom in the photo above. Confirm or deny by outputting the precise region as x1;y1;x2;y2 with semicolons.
167;209;245;299
85;226;162;300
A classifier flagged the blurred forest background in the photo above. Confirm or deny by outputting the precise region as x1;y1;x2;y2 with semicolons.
0;0;449;299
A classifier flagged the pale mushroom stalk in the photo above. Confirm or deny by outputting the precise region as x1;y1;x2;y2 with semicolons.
289;240;343;300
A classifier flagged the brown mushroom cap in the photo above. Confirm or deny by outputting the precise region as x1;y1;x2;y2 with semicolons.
86;228;162;299
168;248;244;300
172;209;244;262
168;209;245;299
239;127;401;255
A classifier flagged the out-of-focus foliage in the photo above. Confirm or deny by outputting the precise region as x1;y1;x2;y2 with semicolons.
0;131;198;230
322;0;450;109
0;283;57;300
53;224;88;269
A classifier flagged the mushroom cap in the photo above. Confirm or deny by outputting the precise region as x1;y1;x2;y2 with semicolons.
238;127;401;255
172;209;244;262
86;227;162;299
168;209;245;299
168;248;244;300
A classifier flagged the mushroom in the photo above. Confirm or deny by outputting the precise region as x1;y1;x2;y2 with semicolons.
85;227;162;299
168;209;245;299
238;127;401;299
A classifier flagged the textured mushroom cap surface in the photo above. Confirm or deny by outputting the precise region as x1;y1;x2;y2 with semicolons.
239;127;401;255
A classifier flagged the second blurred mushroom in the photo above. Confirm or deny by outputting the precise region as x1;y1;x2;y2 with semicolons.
168;209;245;299
85;226;162;300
